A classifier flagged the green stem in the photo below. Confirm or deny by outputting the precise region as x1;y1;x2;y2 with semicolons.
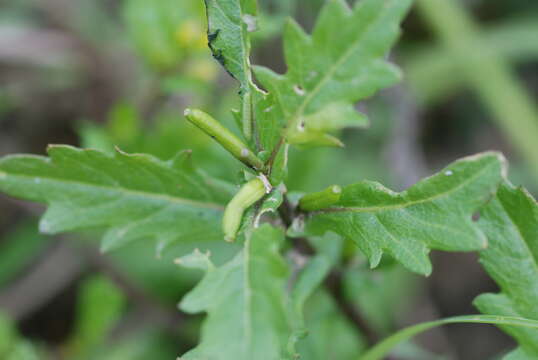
360;315;538;360
416;0;538;183
242;92;253;141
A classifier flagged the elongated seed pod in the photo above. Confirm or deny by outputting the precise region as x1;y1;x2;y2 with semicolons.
184;108;264;170
299;185;342;212
223;178;266;242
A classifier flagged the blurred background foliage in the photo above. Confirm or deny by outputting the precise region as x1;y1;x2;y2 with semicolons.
0;0;536;359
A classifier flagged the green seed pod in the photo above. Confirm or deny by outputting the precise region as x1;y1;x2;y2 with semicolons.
184;108;264;170
223;178;267;242
299;185;342;212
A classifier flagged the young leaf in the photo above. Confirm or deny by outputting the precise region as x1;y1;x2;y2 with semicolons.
474;183;538;358
254;0;413;150
178;225;292;360
0;146;229;254
299;152;505;275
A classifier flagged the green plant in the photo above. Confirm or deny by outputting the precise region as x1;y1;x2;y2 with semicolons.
0;0;537;359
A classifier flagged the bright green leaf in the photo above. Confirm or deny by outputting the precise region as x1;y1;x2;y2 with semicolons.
301;152;506;275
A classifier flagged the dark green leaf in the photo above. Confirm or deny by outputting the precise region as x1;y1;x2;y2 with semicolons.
0;146;229;254
204;0;257;89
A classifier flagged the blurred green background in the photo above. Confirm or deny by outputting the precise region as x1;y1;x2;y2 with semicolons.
0;0;537;359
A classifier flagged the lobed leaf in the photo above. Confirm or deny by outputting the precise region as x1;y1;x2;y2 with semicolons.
300;152;506;275
0;146;230;254
254;0;412;150
178;225;292;360
474;183;538;358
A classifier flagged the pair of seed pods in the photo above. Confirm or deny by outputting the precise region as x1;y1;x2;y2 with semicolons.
185;108;267;241
184;108;342;242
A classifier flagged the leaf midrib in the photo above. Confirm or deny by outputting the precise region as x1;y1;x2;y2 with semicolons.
319;157;497;214
2;172;224;211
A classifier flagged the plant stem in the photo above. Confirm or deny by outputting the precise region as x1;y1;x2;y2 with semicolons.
325;270;379;346
265;137;285;176
278;195;379;345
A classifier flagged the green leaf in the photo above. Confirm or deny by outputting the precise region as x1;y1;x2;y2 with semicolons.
0;146;229;254
204;0;260;141
178;225;293;360
204;0;257;89
473;183;538;357
359;315;538;360
254;0;412;149
300;152;506;275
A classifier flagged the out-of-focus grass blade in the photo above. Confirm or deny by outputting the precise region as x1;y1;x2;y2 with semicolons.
360;315;538;360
